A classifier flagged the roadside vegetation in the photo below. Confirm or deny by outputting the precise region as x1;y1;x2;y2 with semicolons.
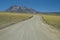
0;12;32;29
41;14;60;29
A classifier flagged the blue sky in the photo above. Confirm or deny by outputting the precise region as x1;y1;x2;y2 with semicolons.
0;0;60;12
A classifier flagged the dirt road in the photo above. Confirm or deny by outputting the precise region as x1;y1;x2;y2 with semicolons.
0;15;59;40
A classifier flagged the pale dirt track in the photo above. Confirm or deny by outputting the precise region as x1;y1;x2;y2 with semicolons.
0;15;59;40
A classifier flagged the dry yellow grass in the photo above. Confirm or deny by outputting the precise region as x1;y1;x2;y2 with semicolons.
0;12;32;29
41;14;60;29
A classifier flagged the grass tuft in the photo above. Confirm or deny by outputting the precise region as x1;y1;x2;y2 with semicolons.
42;14;60;29
0;12;32;29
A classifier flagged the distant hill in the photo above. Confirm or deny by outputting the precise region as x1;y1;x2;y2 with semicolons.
41;12;60;14
6;5;39;13
47;12;60;14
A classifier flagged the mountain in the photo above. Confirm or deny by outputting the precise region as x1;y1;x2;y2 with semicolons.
6;5;39;13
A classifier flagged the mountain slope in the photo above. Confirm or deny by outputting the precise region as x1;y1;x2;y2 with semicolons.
6;5;38;13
